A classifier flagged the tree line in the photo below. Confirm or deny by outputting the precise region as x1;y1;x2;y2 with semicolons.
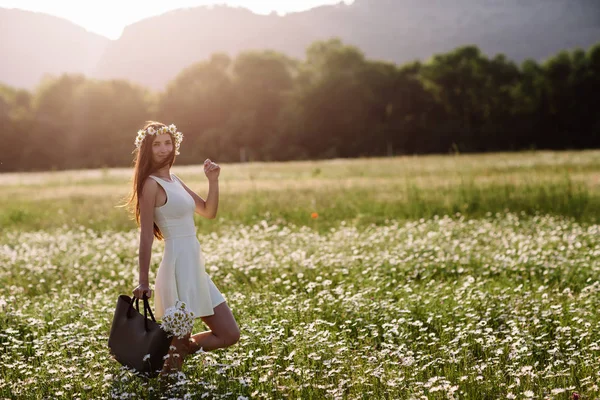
1;38;599;172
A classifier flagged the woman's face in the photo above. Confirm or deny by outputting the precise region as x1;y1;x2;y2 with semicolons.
152;133;174;164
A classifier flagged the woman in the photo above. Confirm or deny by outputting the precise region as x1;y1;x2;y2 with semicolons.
126;121;240;378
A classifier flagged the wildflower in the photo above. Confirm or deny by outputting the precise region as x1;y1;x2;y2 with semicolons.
134;124;184;155
161;300;195;339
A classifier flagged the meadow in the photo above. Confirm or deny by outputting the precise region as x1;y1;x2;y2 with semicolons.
1;150;600;399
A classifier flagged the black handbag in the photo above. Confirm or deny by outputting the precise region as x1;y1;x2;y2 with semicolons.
108;294;173;378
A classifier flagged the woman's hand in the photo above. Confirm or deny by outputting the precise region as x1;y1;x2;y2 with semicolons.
204;159;220;181
133;283;152;299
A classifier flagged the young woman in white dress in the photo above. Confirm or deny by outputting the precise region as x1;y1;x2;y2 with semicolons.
127;121;240;377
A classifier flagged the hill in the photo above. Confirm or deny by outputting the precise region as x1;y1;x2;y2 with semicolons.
1;0;599;89
0;8;109;89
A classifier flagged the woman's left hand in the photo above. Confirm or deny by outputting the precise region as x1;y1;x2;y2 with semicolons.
133;283;152;299
204;159;220;181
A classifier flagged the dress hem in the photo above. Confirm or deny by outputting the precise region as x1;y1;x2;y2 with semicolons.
193;298;226;319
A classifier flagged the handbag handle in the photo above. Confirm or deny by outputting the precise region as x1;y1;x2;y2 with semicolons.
126;294;157;332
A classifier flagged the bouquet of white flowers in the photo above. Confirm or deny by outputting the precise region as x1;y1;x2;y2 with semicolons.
161;300;195;339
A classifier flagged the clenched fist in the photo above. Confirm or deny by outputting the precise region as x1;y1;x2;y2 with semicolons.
204;159;220;181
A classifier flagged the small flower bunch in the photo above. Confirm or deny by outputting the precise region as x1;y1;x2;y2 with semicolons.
161;300;195;339
134;123;184;155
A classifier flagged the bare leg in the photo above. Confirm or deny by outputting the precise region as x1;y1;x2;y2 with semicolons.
160;333;191;378
189;302;240;353
160;302;239;378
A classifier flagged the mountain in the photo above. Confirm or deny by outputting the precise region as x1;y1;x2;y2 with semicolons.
0;8;109;89
2;0;599;90
94;0;600;89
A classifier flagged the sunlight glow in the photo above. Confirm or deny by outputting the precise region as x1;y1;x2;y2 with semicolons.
0;0;354;39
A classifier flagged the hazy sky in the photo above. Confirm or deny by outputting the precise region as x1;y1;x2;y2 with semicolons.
0;0;355;39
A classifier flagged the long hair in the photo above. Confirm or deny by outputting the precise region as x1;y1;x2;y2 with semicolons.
125;121;177;240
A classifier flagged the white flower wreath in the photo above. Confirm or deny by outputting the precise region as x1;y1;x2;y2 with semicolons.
160;300;195;339
134;123;184;155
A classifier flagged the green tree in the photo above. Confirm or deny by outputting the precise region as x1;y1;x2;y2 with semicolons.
159;54;234;163
30;74;87;169
286;38;372;158
0;85;33;171
69;79;152;168
421;46;521;152
228;50;296;161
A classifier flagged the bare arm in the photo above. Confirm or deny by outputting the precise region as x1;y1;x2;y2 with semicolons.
176;175;219;219
138;178;157;286
204;179;219;219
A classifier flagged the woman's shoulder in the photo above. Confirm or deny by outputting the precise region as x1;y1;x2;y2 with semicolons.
141;176;159;194
144;175;160;185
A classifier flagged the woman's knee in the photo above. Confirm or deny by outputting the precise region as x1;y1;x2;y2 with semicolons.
204;302;240;346
223;326;240;346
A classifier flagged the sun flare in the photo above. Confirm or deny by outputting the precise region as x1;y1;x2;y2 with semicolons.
0;0;354;39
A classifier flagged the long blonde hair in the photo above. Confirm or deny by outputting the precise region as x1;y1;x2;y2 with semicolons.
125;121;177;240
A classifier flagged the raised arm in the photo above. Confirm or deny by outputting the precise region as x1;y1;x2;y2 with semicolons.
176;175;219;219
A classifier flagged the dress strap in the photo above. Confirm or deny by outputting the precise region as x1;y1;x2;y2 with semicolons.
170;174;181;184
148;175;171;192
147;176;171;208
149;174;175;183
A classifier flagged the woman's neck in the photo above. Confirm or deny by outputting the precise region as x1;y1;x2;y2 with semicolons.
153;167;171;180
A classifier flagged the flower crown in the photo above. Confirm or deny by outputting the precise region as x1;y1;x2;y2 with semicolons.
135;124;183;155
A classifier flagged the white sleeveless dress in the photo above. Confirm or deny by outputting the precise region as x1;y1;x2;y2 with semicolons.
148;173;225;321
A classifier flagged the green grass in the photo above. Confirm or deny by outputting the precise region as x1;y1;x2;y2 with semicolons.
1;150;599;233
1;150;600;399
